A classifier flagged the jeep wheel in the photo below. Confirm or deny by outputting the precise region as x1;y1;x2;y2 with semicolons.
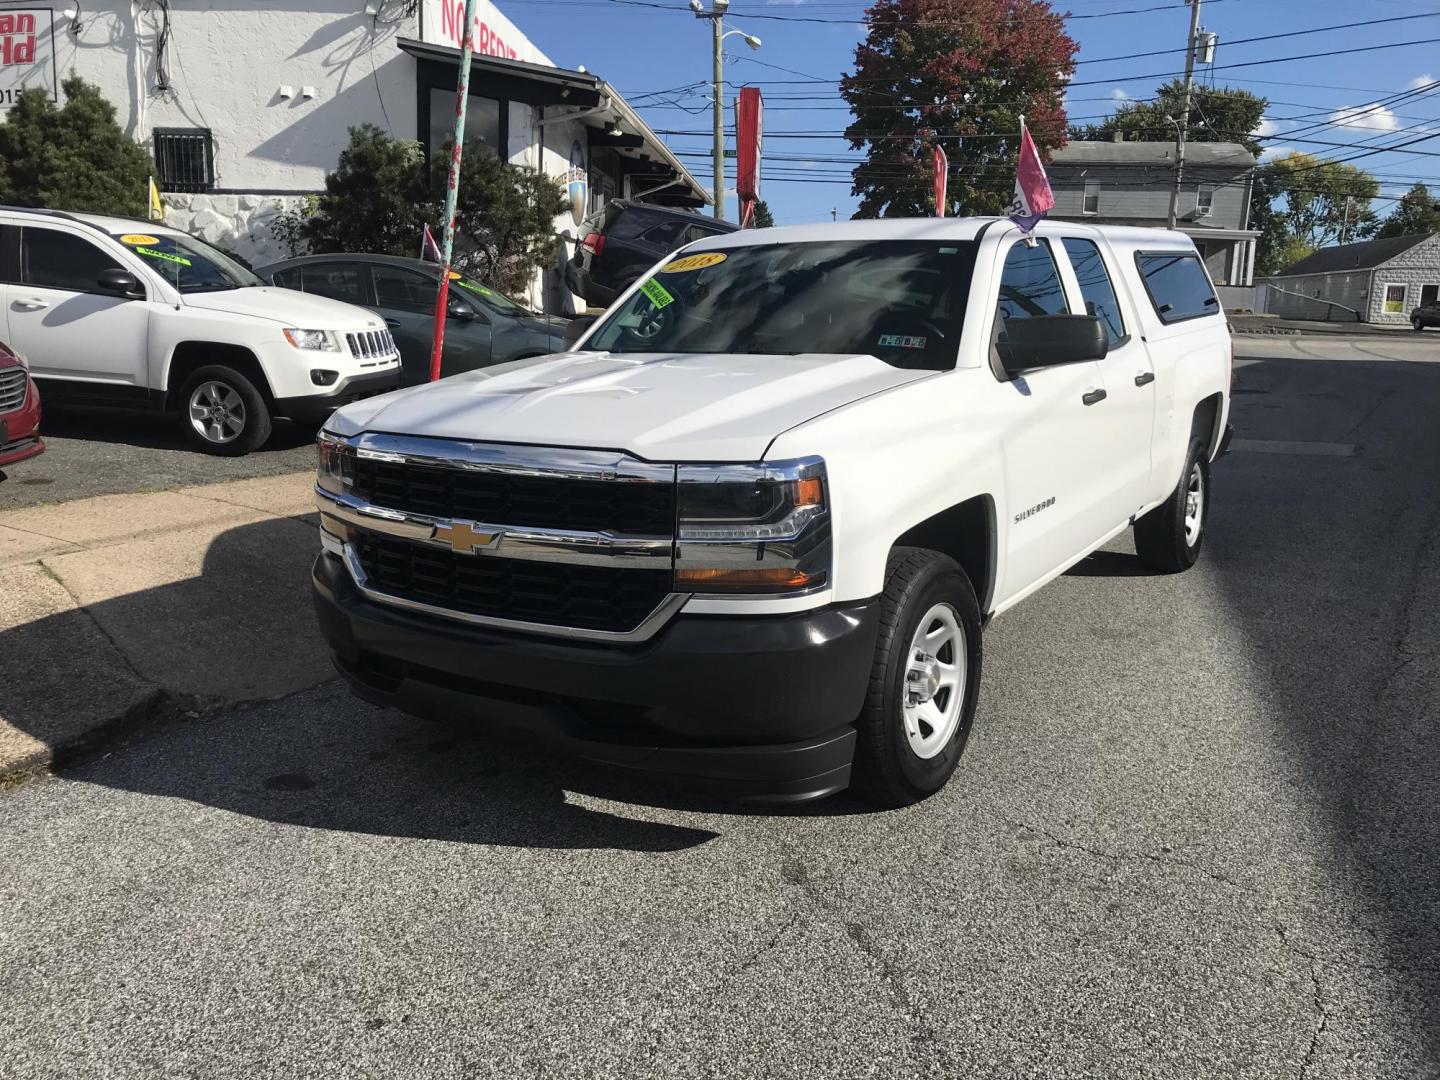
1134;437;1210;573
179;365;273;457
851;547;983;807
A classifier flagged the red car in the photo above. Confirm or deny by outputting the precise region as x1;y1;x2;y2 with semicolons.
0;342;44;468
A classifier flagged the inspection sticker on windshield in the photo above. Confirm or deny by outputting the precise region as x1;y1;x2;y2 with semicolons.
639;278;675;309
456;280;494;297
119;234;160;246
878;334;926;349
136;247;191;267
660;252;727;273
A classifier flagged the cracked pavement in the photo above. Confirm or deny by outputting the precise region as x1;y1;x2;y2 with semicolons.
1;346;1438;1078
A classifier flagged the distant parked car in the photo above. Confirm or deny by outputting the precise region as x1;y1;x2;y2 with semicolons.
256;255;568;386
1410;300;1440;331
0;340;44;469
563;200;738;307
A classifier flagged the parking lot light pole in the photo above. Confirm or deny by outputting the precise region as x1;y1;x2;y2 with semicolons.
691;0;760;221
429;0;479;383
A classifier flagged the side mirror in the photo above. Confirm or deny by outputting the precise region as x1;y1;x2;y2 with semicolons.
996;315;1107;377
97;268;144;300
564;314;598;349
446;296;477;321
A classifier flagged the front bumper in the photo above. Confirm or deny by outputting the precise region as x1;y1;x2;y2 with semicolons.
275;368;402;423
0;375;45;467
312;551;879;801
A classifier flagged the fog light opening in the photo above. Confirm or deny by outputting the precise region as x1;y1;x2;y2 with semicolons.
310;369;339;386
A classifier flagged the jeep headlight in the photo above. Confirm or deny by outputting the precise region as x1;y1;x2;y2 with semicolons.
675;457;831;595
284;328;340;351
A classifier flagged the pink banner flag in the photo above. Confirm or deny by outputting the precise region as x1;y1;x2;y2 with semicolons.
1007;123;1054;234
421;224;442;263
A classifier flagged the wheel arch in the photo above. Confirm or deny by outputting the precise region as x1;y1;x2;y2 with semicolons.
164;342;276;412
1192;391;1225;461
890;494;997;616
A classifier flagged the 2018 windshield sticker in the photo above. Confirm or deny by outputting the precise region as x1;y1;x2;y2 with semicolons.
878;334;926;349
639;278;675;309
136;247;191;267
660;252;727;273
118;233;160;246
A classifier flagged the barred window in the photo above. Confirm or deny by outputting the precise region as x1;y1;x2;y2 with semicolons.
153;128;215;193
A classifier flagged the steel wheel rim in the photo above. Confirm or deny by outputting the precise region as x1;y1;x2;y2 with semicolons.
1183;462;1205;546
902;602;966;760
188;381;246;444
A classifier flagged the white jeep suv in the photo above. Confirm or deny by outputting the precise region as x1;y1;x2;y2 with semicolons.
0;207;401;454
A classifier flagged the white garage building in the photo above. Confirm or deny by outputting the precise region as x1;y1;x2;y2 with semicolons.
0;0;709;309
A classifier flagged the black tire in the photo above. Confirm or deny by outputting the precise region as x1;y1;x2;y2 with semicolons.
177;365;273;457
1414;318;1426;332
851;547;983;808
1134;437;1210;573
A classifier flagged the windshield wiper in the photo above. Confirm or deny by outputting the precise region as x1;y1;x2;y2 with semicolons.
180;283;242;293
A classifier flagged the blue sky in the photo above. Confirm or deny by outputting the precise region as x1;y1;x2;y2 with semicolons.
505;0;1440;225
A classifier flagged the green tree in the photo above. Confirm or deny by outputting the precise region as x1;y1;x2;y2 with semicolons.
841;0;1078;218
1263;151;1379;253
1376;182;1440;239
0;76;155;216
289;125;432;256
441;145;568;295
751;199;775;228
1072;81;1267;156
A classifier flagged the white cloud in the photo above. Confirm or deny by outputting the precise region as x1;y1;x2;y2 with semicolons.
1409;74;1435;90
1108;88;1134;103
1255;116;1280;138
1259;145;1294;161
1329;103;1399;131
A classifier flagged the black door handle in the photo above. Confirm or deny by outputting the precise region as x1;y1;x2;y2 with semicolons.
1134;371;1156;387
1082;388;1108;406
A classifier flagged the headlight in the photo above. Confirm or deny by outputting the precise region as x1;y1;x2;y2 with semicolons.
316;430;355;496
675;457;831;595
283;328;340;351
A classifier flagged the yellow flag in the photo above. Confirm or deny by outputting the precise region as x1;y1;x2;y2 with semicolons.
148;177;163;221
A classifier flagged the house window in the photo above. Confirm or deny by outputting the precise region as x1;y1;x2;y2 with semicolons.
1421;283;1439;307
153;129;215;193
1382;283;1408;315
1082;180;1100;215
428;91;501;154
1196;184;1214;217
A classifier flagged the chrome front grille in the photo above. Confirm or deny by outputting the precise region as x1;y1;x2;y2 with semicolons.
318;434;685;642
0;368;27;415
346;329;396;359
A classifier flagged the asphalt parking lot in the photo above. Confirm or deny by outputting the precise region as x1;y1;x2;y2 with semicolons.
2;339;1439;1079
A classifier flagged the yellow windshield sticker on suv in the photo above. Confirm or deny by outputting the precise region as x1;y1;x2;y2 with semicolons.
639;278;675;309
119;234;161;246
660;252;727;273
136;247;191;267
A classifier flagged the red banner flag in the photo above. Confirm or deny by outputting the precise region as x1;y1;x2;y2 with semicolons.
933;146;948;217
737;87;763;227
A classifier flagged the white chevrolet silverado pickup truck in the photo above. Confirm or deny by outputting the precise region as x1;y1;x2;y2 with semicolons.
311;218;1232;806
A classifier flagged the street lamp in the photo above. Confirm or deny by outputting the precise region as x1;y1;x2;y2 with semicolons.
693;0;760;221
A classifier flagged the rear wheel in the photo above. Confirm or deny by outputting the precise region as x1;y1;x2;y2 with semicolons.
1134;437;1210;573
178;365;272;456
851;547;983;807
1414;317;1426;332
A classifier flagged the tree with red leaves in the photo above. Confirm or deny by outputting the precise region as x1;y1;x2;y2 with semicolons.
841;0;1076;218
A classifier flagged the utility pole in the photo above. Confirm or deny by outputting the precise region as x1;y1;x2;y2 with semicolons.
1340;194;1353;244
691;0;760;221
428;0;478;382
1166;0;1202;230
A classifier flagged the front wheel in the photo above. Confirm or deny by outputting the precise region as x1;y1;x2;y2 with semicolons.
1134;437;1210;573
178;365;273;457
851;548;983;807
1414;318;1425;332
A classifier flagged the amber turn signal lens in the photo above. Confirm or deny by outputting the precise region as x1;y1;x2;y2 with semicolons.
676;567;819;592
794;476;823;507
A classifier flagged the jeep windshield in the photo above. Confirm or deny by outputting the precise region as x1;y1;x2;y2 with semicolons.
112;231;265;293
585;239;977;370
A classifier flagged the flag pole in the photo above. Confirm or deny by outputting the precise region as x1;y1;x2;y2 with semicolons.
428;0;479;383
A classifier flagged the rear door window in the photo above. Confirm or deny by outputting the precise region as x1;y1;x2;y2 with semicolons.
302;263;367;305
1061;238;1125;345
1135;253;1218;323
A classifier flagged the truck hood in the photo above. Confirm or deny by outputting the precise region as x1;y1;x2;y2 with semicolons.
326;350;936;460
180;286;387;330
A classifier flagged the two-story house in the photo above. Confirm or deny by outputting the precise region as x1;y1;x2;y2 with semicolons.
1048;139;1260;293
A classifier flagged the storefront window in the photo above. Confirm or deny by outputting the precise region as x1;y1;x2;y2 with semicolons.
429;92;501;154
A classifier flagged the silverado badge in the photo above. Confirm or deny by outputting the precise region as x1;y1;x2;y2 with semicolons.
432;521;502;554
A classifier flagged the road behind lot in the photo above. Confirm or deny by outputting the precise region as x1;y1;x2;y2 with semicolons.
2;342;1439;1078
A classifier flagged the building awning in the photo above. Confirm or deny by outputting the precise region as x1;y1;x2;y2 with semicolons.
397;38;709;207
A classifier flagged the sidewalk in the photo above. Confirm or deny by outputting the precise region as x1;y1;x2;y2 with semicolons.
0;472;332;779
1229;314;1421;337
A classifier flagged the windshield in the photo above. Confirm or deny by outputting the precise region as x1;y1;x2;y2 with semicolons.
451;274;529;315
111;231;265;292
586;240;977;369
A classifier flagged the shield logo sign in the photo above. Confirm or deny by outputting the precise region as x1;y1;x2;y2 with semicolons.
567;141;588;226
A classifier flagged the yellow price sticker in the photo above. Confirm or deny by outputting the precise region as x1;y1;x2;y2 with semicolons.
660;252;727;273
119;233;161;246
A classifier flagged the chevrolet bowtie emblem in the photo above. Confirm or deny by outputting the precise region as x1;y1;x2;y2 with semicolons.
432;521;502;554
